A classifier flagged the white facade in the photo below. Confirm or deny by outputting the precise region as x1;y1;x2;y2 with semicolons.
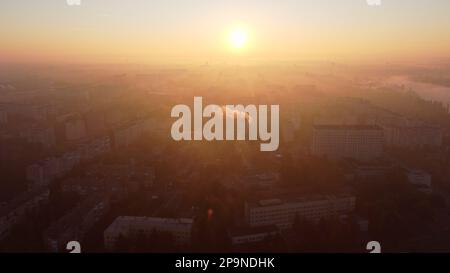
245;194;355;230
104;216;193;250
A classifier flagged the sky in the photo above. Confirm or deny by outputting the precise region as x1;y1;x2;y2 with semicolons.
1;0;450;64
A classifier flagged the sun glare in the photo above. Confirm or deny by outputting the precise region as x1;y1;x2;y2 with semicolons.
229;28;248;49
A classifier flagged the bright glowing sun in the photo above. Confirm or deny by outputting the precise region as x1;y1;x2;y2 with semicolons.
229;28;248;49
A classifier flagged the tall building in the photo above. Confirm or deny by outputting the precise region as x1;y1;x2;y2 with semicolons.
245;194;355;230
104;216;193;250
312;125;384;161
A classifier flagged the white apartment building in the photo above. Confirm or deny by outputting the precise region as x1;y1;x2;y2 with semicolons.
104;216;193;250
245;194;355;230
312;125;384;161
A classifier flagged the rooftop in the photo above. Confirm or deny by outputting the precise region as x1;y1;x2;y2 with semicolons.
313;125;382;130
229;225;278;237
247;193;354;209
106;216;194;231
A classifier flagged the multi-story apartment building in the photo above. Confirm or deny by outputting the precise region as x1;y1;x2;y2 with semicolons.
0;187;49;241
383;125;442;148
19;124;56;147
111;118;154;148
26;136;111;188
43;195;110;252
229;225;279;246
245;194;355;230
104;216;193;250
312;125;384;161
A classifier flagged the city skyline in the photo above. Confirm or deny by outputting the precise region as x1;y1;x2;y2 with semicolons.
2;0;450;257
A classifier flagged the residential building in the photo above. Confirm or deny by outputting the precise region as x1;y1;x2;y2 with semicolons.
245;194;355;230
346;159;394;180
43;195;110;252
20;125;56;147
384;125;442;148
0;187;49;241
312;125;384;161
111;118;154;148
104;216;193;250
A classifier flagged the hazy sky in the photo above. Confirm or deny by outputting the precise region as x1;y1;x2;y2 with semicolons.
1;0;450;64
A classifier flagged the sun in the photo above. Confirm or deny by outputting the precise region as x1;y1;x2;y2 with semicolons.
229;28;248;49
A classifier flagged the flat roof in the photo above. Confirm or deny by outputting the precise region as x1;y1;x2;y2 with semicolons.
107;216;194;231
247;193;354;209
313;125;382;130
229;225;278;237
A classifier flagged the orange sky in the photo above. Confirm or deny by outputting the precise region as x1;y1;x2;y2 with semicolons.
1;0;450;64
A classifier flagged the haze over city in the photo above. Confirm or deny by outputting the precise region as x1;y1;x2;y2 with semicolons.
1;0;450;257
